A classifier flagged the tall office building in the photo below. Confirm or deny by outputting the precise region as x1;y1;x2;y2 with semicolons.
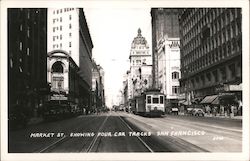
8;8;48;116
48;8;80;65
151;8;181;107
151;8;180;89
179;8;242;104
47;8;94;108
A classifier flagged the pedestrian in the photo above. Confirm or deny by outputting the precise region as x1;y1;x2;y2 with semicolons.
230;104;235;118
207;105;211;115
227;104;231;117
237;100;242;116
213;106;217;116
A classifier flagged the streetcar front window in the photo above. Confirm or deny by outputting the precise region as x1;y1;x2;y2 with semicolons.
152;97;159;104
160;96;164;104
147;96;151;104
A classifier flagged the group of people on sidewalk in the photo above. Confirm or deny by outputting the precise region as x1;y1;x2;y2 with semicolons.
177;99;242;118
204;101;242;117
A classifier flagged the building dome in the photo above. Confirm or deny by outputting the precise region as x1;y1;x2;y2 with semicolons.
131;28;149;48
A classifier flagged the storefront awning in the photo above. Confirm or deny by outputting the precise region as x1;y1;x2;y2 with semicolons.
200;95;218;104
211;96;219;105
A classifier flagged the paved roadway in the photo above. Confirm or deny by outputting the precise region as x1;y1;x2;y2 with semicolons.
8;111;242;152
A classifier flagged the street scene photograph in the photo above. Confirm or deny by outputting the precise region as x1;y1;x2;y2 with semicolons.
2;1;249;160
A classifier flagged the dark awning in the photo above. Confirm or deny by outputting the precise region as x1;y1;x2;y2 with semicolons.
200;95;218;104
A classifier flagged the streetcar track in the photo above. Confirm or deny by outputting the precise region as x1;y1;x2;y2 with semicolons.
84;113;110;152
160;116;242;133
38;135;67;152
120;112;209;152
37;115;105;153
154;117;242;140
122;113;238;152
117;113;154;152
125;112;241;140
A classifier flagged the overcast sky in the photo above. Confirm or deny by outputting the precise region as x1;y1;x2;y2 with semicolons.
84;8;152;107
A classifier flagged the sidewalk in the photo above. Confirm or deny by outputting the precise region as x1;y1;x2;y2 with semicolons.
178;112;242;120
204;114;242;120
27;117;44;125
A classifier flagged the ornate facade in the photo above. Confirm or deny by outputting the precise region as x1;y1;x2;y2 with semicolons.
129;28;152;98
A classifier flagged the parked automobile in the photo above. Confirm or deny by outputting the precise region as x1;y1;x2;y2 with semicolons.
191;108;205;116
170;107;179;115
186;107;194;115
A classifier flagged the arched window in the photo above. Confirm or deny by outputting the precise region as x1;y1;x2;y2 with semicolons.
51;61;64;90
52;61;63;73
172;72;179;80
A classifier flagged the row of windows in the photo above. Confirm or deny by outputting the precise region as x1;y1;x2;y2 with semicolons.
10;44;32;73
181;17;241;50
131;51;149;55
147;95;164;104
19;25;31;38
52;33;72;41
53;24;72;32
131;59;147;66
180;10;242;74
10;43;30;69
182;36;241;66
53;15;72;24
53;8;74;15
181;9;240;36
52;42;72;48
182;38;241;73
19;42;30;55
182;63;240;89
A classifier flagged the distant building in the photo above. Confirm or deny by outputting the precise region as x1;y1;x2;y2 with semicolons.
179;8;242;104
8;8;48;116
151;8;180;89
129;28;152;97
98;65;105;109
122;72;129;109
92;61;105;112
47;8;93;109
126;70;133;100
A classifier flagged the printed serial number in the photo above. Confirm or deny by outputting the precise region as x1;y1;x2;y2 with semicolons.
212;136;224;141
